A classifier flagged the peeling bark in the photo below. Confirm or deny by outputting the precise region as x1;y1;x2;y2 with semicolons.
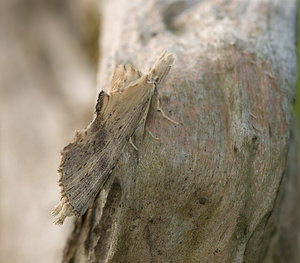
62;0;299;262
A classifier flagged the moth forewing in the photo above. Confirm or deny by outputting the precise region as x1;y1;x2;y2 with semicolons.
109;64;142;93
52;51;174;224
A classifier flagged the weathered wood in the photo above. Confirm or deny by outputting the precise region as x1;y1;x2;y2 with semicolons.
63;0;299;262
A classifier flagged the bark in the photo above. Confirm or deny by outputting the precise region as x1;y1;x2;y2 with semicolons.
62;0;299;262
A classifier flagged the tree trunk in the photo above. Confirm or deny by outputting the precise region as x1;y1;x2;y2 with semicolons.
62;0;299;262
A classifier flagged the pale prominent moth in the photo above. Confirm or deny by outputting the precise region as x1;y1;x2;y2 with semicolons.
52;51;176;224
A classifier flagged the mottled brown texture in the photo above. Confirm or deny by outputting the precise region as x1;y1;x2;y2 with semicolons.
62;0;299;262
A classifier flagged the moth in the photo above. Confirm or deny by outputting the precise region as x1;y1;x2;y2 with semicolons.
52;51;176;224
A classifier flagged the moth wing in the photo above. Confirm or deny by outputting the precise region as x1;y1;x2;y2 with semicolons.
95;90;110;115
109;64;142;93
52;77;152;225
149;51;175;86
52;91;111;224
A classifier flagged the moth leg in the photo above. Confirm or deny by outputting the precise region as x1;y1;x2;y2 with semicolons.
156;94;179;125
129;137;138;151
140;96;154;139
146;128;159;140
142;97;153;125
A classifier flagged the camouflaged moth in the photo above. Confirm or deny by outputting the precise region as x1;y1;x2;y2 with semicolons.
52;51;176;224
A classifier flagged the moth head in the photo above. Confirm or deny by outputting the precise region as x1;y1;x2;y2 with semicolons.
146;75;159;93
148;51;174;87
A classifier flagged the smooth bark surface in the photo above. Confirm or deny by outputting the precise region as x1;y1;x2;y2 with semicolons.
63;0;299;262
